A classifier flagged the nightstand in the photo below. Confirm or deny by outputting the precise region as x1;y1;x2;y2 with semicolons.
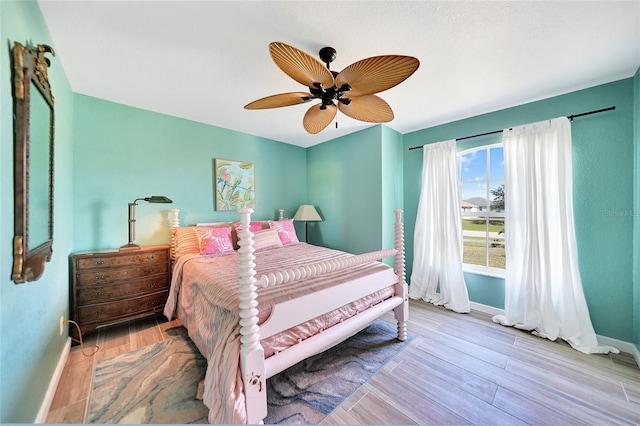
69;244;171;340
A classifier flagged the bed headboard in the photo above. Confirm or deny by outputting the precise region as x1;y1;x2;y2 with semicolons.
171;208;284;228
169;208;286;261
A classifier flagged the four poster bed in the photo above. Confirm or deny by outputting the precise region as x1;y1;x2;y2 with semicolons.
164;207;408;424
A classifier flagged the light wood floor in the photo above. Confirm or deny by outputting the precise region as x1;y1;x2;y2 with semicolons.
47;300;640;424
46;314;181;423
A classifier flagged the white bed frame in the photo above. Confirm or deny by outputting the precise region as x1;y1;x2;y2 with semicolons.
171;207;408;424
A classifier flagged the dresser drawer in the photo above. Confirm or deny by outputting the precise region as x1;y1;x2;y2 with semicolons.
77;275;169;304
75;249;168;270
77;290;168;326
76;262;168;286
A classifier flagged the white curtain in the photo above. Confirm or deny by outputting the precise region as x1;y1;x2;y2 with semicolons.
492;117;618;354
409;140;470;313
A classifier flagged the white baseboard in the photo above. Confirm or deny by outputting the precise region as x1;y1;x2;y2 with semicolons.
35;337;71;423
597;335;640;367
470;301;504;317
469;303;639;367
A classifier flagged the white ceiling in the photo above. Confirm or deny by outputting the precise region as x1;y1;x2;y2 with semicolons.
37;1;640;148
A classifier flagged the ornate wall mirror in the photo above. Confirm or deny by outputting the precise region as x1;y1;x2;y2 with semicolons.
12;42;56;283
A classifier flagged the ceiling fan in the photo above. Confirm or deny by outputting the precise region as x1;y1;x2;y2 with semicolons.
244;42;420;134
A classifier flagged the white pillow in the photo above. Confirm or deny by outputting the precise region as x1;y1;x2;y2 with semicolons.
252;228;284;251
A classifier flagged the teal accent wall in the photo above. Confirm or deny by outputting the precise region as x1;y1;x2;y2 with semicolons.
1;1;74;422
464;272;505;309
73;94;307;251
307;127;384;253
404;79;636;343
634;67;640;353
307;125;403;259
381;126;404;263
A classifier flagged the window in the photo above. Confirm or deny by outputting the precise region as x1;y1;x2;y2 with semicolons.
458;144;505;276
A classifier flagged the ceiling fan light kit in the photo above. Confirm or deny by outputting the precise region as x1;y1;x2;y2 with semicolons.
244;42;419;134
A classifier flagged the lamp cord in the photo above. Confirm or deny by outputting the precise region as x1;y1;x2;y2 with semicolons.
64;320;99;357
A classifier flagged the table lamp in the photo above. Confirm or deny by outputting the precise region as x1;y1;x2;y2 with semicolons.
293;204;322;242
120;196;172;250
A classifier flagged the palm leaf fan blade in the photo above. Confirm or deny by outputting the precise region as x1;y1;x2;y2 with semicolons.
338;95;394;123
269;42;334;89
303;103;337;134
244;92;313;109
336;55;419;97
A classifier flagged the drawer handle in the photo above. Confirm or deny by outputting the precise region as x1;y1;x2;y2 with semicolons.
147;254;155;260
95;310;104;316
147;282;157;288
95;274;106;280
95;260;105;265
146;268;155;274
95;291;105;296
148;300;156;306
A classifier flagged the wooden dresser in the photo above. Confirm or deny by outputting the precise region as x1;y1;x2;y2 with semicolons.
69;244;171;340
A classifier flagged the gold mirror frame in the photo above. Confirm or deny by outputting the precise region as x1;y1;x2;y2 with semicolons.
12;42;55;283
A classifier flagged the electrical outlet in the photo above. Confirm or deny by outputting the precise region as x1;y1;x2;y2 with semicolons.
59;316;64;335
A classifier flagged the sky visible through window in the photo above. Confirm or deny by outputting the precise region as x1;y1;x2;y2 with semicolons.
459;146;504;204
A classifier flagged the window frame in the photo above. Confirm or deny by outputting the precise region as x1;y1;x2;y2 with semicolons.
458;143;506;278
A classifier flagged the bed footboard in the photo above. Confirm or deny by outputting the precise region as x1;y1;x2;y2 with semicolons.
265;295;403;378
237;207;407;424
258;249;397;340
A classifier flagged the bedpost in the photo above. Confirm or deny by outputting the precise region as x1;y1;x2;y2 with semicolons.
237;207;267;424
170;208;180;262
393;209;409;341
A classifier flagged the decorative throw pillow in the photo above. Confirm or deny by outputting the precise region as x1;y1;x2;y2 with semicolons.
268;219;299;245
232;221;265;250
233;221;264;234
252;228;284;251
195;227;234;255
172;227;200;258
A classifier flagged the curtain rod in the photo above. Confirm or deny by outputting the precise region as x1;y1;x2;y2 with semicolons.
407;106;616;151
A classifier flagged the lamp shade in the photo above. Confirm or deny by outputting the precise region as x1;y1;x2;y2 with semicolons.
140;196;172;203
293;205;322;221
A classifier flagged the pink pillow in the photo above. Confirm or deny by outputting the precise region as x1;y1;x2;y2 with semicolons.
233;221;264;234
195;227;234;255
268;219;299;245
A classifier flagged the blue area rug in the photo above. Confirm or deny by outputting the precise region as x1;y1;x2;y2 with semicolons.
88;331;209;424
88;319;411;424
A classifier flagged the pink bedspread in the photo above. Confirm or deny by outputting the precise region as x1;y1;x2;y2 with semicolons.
164;242;396;424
